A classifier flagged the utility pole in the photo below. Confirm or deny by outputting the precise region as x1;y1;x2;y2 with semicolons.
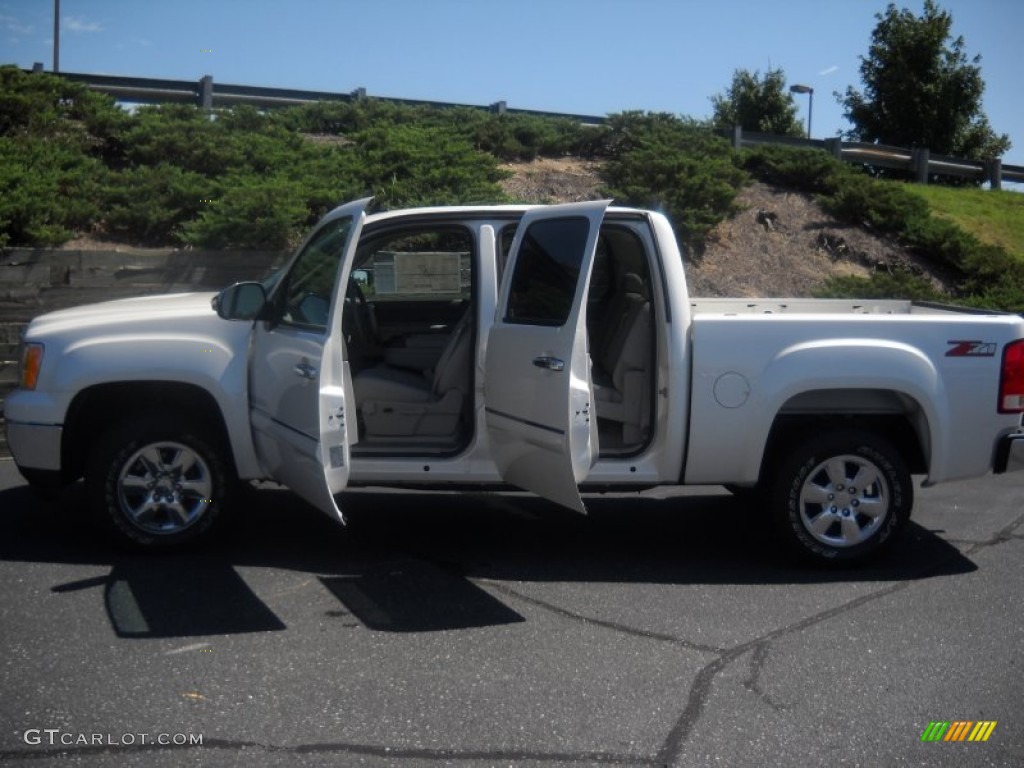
53;0;60;72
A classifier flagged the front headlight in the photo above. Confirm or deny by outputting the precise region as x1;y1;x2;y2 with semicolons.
19;342;44;390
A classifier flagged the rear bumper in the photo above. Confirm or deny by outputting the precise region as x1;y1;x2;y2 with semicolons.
994;432;1024;474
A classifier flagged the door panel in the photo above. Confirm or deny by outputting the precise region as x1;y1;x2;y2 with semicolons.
249;198;370;522
372;299;468;343
484;201;609;512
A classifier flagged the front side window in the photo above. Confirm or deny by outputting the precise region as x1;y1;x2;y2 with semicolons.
277;216;354;330
504;217;590;326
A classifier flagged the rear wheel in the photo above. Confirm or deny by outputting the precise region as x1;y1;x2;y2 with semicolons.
86;417;233;549
771;429;912;564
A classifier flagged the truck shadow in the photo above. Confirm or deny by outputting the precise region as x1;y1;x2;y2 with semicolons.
0;482;976;639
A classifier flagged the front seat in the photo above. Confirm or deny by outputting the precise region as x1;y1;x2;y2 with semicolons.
352;310;473;438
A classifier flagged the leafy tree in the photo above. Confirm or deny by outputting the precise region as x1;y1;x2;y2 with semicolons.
838;1;1010;167
710;68;804;136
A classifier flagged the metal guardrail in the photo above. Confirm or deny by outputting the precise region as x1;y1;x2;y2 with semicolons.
28;66;607;125
733;128;1024;189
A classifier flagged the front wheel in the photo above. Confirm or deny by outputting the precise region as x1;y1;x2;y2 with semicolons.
86;418;233;549
771;429;912;565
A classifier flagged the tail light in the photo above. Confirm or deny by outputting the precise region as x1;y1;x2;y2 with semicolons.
999;339;1024;413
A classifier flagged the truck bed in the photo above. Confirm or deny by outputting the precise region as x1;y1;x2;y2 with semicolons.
689;298;1006;316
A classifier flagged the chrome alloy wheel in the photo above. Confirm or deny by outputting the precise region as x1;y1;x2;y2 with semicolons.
116;441;213;535
797;454;890;548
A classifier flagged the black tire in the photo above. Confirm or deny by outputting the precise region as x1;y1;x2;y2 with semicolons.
770;429;912;565
86;417;233;549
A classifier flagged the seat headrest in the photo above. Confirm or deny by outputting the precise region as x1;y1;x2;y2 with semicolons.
621;273;647;299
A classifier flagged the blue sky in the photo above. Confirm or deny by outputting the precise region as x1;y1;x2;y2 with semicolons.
2;0;1022;165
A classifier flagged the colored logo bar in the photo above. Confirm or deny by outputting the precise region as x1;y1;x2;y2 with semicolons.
920;721;997;742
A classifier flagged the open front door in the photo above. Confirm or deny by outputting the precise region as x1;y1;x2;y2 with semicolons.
484;200;609;512
248;198;370;523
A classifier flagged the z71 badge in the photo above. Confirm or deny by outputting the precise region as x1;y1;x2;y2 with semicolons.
946;340;997;357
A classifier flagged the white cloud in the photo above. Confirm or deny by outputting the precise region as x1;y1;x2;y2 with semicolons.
0;13;33;36
818;65;839;76
65;16;103;33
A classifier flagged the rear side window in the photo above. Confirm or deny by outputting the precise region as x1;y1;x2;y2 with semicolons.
504;217;590;326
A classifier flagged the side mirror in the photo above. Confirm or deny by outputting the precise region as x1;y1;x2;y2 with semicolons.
213;282;267;321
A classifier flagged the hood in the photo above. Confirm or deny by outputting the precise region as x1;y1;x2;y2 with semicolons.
26;291;220;339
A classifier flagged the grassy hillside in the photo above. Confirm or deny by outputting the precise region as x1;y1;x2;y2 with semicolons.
907;184;1024;262
739;145;1024;311
2;66;1023;310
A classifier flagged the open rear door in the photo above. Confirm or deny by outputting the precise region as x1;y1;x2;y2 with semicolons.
248;198;370;523
484;200;609;512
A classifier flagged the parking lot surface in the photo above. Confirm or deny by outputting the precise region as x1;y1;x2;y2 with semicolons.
1;459;1022;766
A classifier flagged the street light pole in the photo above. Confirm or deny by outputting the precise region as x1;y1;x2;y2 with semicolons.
53;0;60;72
790;84;813;139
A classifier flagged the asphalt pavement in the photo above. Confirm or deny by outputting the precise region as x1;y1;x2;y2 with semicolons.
0;458;1021;767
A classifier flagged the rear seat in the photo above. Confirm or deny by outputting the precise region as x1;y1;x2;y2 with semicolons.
590;273;652;445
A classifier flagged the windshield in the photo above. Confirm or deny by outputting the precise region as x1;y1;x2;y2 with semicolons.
261;268;285;294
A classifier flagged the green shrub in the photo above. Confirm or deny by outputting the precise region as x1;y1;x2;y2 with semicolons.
954;243;1024;311
0;137;103;246
600;113;747;251
103;164;213;244
179;176;310;250
458;112;601;161
817;271;945;302
123;105;245;177
348;123;508;208
741;145;847;194
0;66;128;163
276;101;608;162
900;214;977;273
823;173;930;235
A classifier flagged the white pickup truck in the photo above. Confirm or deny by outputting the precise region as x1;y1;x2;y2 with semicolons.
6;199;1024;562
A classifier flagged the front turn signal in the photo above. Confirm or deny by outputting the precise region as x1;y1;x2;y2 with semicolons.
19;343;44;390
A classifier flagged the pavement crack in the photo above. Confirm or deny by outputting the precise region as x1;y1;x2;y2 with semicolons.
383;514;1024;766
654;541;979;765
742;641;786;712
964;512;1024;555
480;579;726;655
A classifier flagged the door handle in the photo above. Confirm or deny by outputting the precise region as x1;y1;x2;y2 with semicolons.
294;362;317;379
532;356;565;372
